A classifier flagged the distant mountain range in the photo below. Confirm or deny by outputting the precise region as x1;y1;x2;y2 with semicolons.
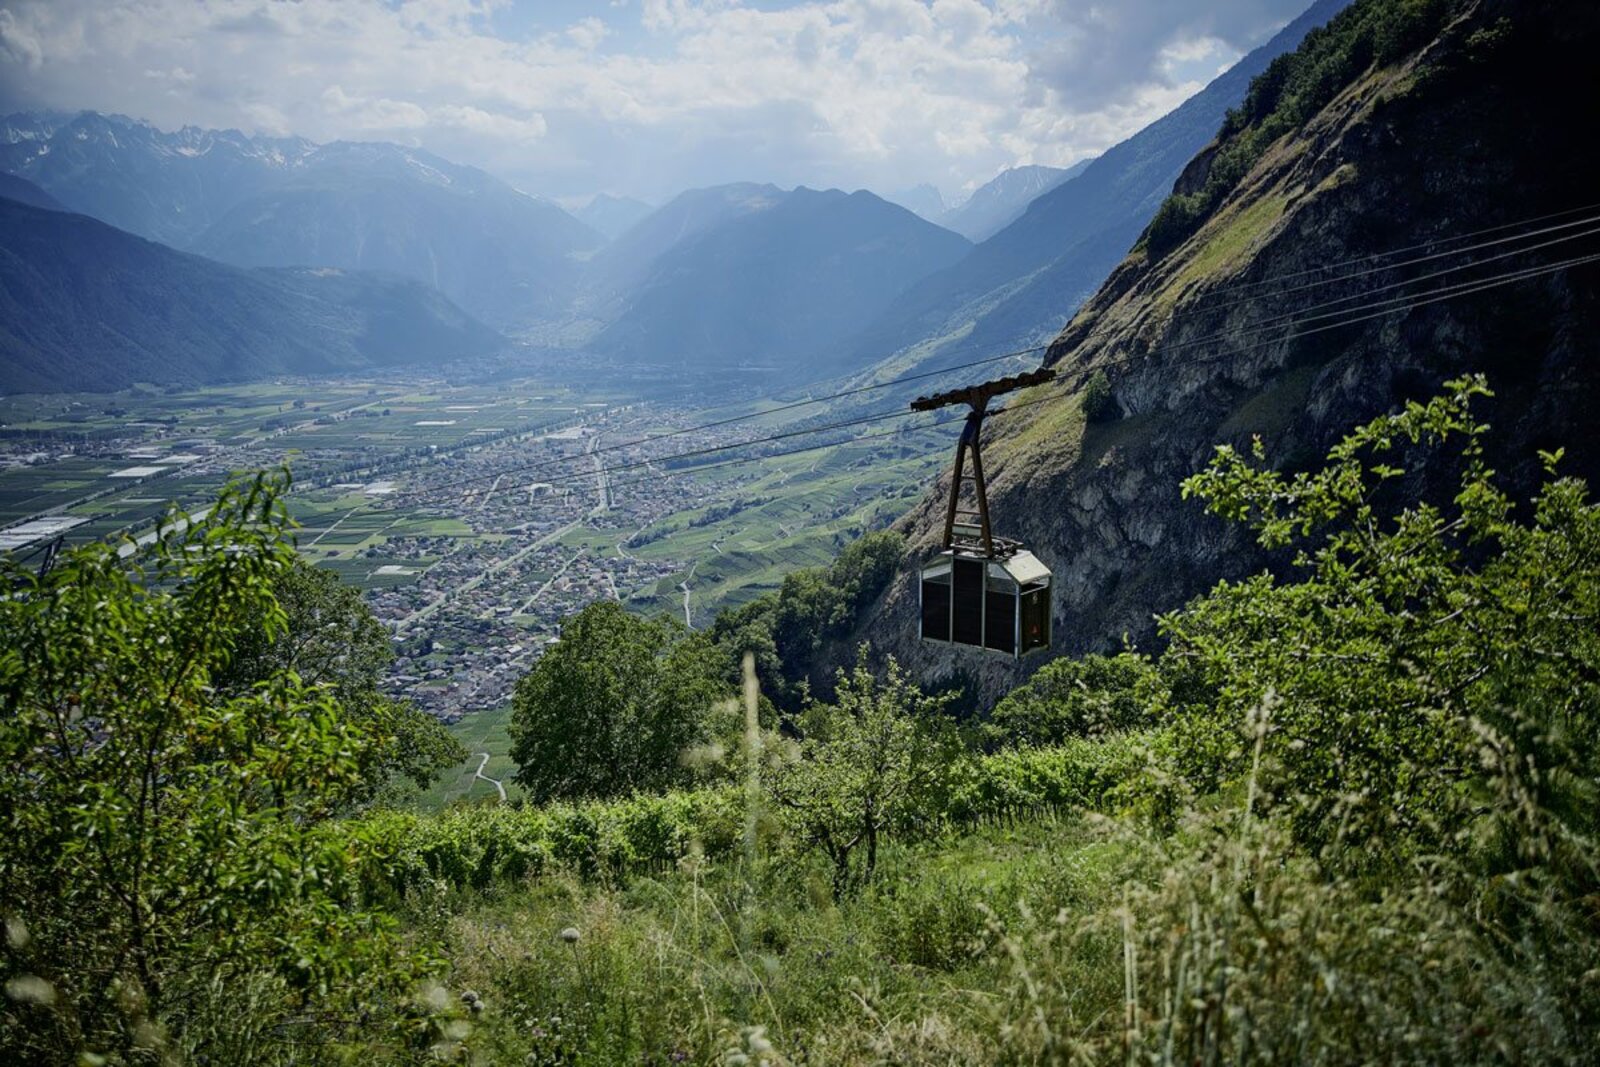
937;162;1091;242
0;195;501;393
0;112;601;328
883;184;946;222
843;0;1354;376
574;182;790;322
0;0;1354;395
576;194;655;240
584;186;971;374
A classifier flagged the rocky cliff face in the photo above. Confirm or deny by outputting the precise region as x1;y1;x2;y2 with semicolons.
829;0;1600;707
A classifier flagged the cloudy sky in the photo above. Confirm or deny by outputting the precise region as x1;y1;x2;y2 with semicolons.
0;0;1313;206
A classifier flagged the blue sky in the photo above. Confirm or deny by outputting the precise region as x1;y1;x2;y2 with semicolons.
0;0;1314;206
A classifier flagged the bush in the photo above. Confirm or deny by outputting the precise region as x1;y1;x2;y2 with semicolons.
1079;369;1121;423
0;474;422;1063
509;602;734;803
983;652;1163;748
1158;376;1600;873
708;530;905;707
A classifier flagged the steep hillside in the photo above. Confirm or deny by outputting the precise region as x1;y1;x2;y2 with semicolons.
586;187;971;375
834;0;1600;704
0;173;63;212
572;183;787;324
0;114;600;329
938;162;1086;243
0;197;501;393
844;0;1354;376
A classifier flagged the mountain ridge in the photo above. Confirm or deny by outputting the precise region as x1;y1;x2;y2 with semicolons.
841;0;1356;380
0;195;502;393
584;185;971;375
0;113;601;329
938;161;1089;243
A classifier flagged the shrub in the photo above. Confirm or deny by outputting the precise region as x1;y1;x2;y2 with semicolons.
1079;369;1121;423
509;602;734;803
0;474;422;1063
766;652;962;897
983;652;1163;749
1159;376;1600;874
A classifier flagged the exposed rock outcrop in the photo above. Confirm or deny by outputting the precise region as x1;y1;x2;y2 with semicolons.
829;0;1600;707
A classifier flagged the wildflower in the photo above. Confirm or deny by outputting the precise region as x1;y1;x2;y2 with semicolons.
560;926;581;944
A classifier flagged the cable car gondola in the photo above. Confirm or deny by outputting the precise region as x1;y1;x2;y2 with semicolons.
912;369;1054;657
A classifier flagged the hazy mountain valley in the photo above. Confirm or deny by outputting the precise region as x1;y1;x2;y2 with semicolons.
4;0;1600;1062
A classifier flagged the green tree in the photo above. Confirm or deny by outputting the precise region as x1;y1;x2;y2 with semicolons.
214;557;465;803
0;474;418;1063
709;530;905;708
1159;376;1600;874
766;650;961;897
983;651;1164;750
509;601;732;803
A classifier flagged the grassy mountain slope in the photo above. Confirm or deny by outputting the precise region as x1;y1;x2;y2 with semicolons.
843;0;1354;377
0;197;502;393
834;0;1600;705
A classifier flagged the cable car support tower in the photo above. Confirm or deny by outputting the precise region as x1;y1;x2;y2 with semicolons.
912;367;1055;558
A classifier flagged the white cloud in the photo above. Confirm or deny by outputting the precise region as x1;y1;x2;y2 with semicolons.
0;8;42;70
0;0;1314;201
565;17;610;51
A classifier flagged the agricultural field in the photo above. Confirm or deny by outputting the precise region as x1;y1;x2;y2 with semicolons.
0;375;607;557
407;703;526;812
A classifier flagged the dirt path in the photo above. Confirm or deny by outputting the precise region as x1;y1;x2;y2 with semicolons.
473;752;507;803
680;560;699;628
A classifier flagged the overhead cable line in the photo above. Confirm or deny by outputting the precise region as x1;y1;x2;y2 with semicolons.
1209;220;1600;333
597;249;1600;494
1195;211;1600;318
1141;243;1600;365
380;403;944;506
597;415;970;497
1194;200;1600;303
